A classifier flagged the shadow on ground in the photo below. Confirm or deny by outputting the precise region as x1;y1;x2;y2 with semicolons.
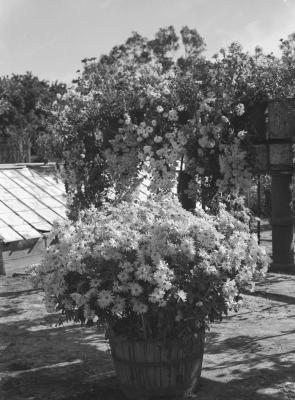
0;315;121;400
0;283;121;400
1;278;295;400
200;306;295;400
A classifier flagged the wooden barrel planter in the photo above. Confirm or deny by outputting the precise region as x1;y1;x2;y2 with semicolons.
109;331;205;399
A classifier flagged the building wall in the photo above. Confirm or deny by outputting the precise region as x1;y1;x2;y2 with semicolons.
0;241;4;275
2;237;47;276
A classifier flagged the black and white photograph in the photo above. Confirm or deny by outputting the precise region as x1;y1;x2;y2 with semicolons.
0;1;295;399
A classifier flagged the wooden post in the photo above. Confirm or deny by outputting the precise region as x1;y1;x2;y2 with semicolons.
0;240;5;275
177;170;196;211
268;100;295;273
257;175;261;245
270;172;295;272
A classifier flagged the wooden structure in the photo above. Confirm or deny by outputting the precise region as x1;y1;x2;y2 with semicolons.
254;99;295;273
0;164;66;275
109;333;205;399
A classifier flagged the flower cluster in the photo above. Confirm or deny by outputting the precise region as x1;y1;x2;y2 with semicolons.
47;58;261;219
41;29;295;218
99;64;257;201
101;65;190;194
217;137;253;193
35;195;269;342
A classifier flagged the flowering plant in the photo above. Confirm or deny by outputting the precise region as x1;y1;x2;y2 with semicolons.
42;28;295;219
35;195;268;342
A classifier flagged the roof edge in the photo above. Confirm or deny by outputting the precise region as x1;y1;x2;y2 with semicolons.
0;163;56;170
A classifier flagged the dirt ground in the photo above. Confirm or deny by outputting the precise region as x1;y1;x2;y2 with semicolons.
0;275;295;400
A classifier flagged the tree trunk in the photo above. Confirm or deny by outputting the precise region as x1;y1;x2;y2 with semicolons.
177;170;196;211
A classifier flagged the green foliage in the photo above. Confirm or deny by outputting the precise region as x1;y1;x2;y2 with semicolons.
97;25;205;71
0;72;66;162
43;27;295;219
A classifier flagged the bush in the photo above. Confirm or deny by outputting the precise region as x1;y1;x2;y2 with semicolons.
34;195;269;343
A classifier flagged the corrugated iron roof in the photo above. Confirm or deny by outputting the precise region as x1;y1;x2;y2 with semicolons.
0;165;67;243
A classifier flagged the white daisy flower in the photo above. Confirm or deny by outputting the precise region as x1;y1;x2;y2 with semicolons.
97;290;114;309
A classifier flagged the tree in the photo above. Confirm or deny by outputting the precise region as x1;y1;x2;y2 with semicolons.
0;72;66;162
45;26;295;219
96;25;206;71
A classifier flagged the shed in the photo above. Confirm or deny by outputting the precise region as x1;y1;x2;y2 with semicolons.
0;163;67;276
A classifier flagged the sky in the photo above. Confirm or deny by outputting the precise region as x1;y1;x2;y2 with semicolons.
0;0;295;83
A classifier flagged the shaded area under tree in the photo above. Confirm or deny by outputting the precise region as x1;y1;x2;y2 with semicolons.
0;276;294;400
